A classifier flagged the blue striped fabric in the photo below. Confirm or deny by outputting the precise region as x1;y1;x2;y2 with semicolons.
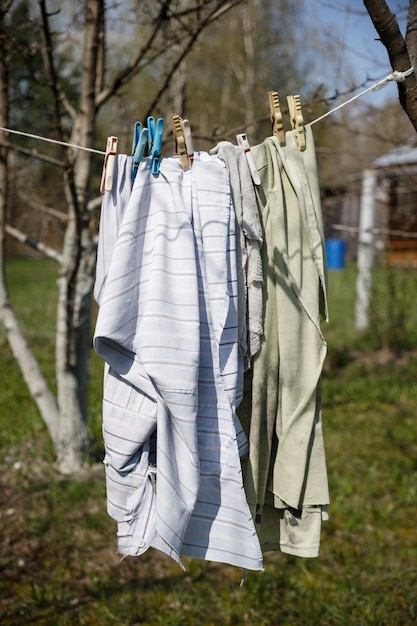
94;153;263;571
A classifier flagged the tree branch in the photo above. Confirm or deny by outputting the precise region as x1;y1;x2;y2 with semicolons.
0;139;65;167
363;0;409;69
143;0;243;118
363;0;417;130
38;0;66;145
95;0;171;108
0;1;13;20
96;0;243;110
5;224;64;264
17;190;68;222
406;0;417;69
95;0;105;97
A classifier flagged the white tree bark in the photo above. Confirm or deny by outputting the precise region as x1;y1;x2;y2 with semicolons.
355;169;377;330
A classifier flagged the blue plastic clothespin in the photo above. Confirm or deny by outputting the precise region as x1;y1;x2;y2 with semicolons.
147;117;155;150
131;122;149;182
147;116;164;175
131;121;142;155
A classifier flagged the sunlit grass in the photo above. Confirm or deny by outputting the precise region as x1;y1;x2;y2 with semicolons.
1;257;417;625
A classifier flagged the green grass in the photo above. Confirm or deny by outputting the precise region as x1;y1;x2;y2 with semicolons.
1;258;417;625
326;261;417;353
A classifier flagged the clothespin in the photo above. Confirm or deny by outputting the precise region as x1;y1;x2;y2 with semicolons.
131;121;142;155
268;91;285;147
148;116;165;175
171;114;190;172
131;122;149;182
182;119;194;164
236;133;261;185
100;136;118;193
287;94;306;151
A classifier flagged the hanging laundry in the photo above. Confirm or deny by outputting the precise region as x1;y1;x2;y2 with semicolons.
210;141;264;370
93;150;263;571
95;154;133;303
238;124;329;558
94;99;331;570
3;66;414;569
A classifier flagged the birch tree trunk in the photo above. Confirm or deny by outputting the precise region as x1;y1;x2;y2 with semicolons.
52;0;104;473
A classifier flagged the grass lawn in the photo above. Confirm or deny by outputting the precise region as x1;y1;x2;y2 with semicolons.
1;257;417;625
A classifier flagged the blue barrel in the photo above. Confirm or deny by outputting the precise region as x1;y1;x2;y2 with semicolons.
326;239;346;270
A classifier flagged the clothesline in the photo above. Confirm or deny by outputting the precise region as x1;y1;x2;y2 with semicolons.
0;67;413;157
0;127;107;155
309;68;414;126
330;222;417;239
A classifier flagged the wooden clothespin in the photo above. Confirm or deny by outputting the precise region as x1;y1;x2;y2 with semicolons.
182;119;194;165
287;95;306;151
171;114;190;172
100;136;118;193
236;133;261;185
268;91;285;147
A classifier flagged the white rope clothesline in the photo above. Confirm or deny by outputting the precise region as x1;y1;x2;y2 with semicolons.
0;126;106;155
0;66;414;155
308;67;414;126
330;222;417;239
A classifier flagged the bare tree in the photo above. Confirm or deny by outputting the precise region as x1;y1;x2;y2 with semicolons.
0;0;244;474
363;0;417;130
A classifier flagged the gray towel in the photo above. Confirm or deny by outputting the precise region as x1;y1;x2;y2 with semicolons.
211;141;263;369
